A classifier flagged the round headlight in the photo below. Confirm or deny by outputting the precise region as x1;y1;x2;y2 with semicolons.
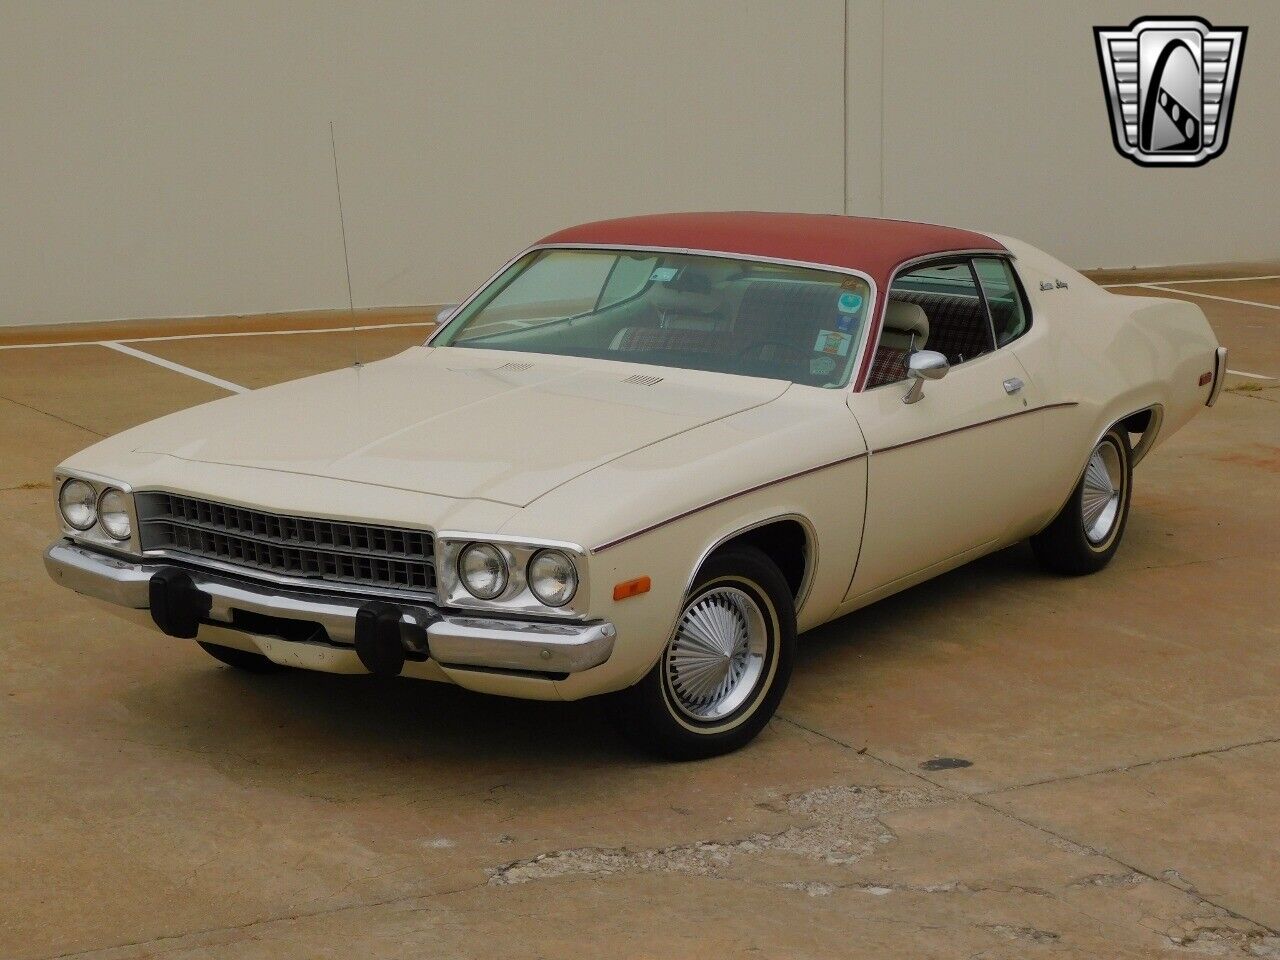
527;549;578;607
458;542;508;600
58;479;98;530
97;488;132;540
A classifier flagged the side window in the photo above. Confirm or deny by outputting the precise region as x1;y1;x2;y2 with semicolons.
973;258;1030;346
869;261;993;387
598;253;658;310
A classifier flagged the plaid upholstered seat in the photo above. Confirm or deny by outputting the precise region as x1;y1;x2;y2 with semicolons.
866;346;910;387
889;291;993;365
733;281;841;346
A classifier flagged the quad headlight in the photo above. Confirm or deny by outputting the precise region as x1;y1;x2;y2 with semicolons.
58;479;98;530
97;487;132;540
527;549;578;607
458;542;509;600
439;535;588;616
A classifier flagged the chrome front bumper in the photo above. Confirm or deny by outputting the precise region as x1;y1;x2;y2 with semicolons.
44;541;615;675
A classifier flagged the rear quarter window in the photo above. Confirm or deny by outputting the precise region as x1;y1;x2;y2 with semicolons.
973;258;1031;346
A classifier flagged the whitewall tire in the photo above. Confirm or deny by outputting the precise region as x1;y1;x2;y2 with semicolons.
608;545;796;759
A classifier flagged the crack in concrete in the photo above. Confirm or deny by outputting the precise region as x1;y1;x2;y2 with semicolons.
977;733;1280;797
775;714;1280;942
40;877;492;960
487;783;947;886
0;393;104;437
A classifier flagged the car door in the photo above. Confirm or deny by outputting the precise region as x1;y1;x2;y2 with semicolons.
844;257;1045;601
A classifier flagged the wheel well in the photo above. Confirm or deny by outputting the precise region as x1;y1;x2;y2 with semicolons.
711;518;810;602
1121;409;1151;434
1117;404;1163;466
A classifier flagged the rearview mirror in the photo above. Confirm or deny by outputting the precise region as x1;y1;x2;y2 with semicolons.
902;350;949;404
435;304;459;324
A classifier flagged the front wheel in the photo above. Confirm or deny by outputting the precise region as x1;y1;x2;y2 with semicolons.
1032;427;1133;575
608;545;796;760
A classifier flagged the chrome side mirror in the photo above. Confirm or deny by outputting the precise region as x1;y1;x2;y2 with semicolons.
902;350;949;404
435;304;460;324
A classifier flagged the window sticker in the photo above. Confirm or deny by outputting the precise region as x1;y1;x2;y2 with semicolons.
813;329;853;357
810;355;837;377
840;277;862;291
837;290;864;314
650;266;679;282
835;312;858;333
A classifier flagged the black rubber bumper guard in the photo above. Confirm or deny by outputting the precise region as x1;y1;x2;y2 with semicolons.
148;567;440;678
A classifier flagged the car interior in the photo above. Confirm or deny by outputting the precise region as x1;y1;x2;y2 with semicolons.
864;258;1030;388
445;253;1027;390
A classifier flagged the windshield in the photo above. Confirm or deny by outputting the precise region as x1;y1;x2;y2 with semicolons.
432;249;873;388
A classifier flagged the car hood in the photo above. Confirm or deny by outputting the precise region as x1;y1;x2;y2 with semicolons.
132;347;789;507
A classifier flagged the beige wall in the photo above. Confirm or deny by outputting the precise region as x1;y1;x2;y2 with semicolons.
1;1;1276;326
873;1;1280;269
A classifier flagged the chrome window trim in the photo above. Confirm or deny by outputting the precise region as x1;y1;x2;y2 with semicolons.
973;254;1036;349
856;246;1011;392
426;242;880;390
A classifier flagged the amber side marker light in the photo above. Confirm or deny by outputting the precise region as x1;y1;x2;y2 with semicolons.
613;576;651;601
1199;371;1214;387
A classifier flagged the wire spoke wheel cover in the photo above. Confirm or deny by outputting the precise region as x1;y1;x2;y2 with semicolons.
664;586;769;722
1081;439;1124;545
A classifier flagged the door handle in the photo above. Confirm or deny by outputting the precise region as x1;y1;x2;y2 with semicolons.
1003;377;1025;395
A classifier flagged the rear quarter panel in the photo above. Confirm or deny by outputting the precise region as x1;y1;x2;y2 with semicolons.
1000;236;1218;527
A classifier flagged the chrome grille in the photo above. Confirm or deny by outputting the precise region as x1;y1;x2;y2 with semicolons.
136;492;435;594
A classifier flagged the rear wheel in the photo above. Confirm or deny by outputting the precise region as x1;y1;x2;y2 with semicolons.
1032;427;1132;575
608;546;795;760
197;640;285;673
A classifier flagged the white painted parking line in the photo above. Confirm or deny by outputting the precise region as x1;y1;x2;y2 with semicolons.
1102;274;1280;288
1140;283;1280;311
0;320;437;351
1227;369;1276;380
102;341;248;394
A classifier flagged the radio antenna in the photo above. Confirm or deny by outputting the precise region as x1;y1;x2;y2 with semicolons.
329;121;356;319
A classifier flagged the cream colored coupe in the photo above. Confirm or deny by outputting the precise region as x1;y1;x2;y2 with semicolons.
45;213;1225;758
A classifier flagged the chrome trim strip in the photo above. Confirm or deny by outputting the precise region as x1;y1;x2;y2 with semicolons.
44;541;614;675
1207;346;1228;407
593;452;866;553
429;616;615;674
138;548;439;603
681;513;820;617
871;402;1080;456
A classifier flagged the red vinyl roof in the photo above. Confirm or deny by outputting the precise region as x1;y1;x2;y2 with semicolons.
536;212;1004;287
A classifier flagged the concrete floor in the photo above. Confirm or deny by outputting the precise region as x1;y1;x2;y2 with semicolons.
1;272;1277;958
